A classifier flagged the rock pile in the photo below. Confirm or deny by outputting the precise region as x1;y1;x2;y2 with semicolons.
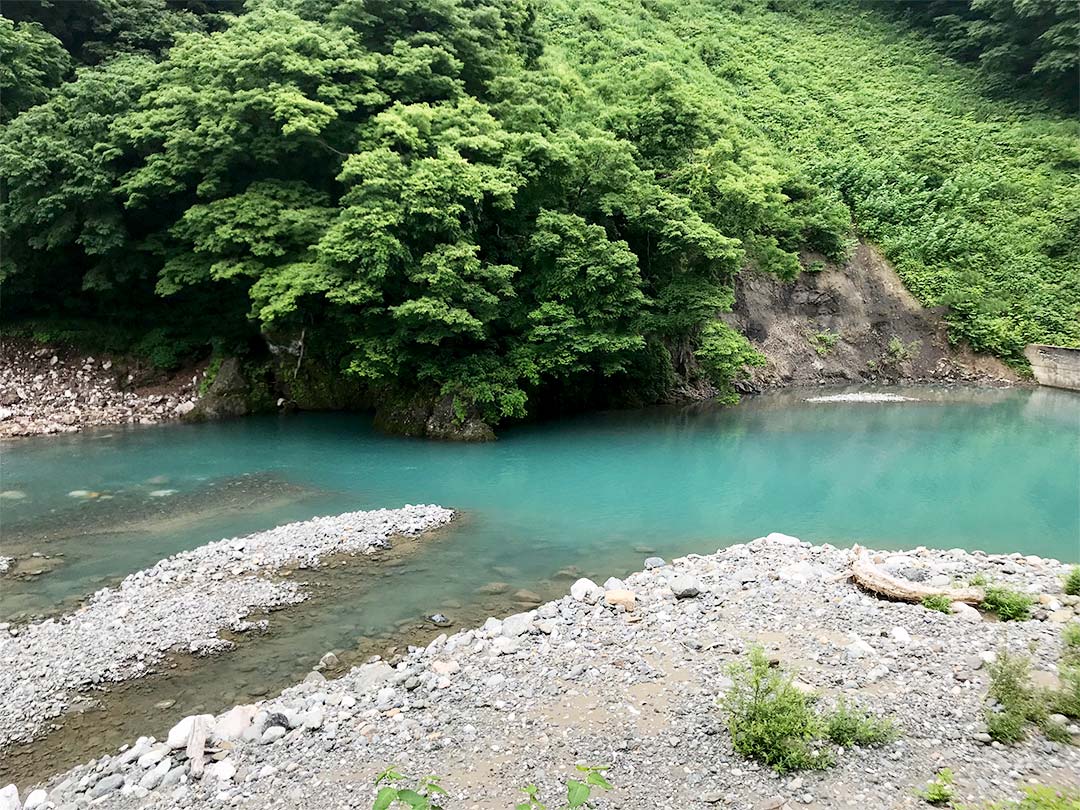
0;506;454;750
0;341;201;439
10;534;1078;809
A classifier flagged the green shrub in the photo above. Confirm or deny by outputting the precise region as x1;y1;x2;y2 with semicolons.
969;572;989;587
721;647;834;773
918;768;955;806
970;785;1080;809
985;650;1048;743
371;767;446;810
981;586;1034;622
1062;624;1080;666
1064;568;1080;597
824;700;897;747
517;766;612;810
810;330;839;357
921;594;953;614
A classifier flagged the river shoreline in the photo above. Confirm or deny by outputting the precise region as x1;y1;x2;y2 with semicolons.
0;506;453;755
5;534;1078;809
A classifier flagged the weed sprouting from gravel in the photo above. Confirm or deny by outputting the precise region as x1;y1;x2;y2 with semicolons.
1064;567;1080;597
917;768;954;805
518;766;612;810
980;586;1034;621
721;647;897;772
971;785;1080;808
824;700;898;747
371;767;446;810
921;594;953;614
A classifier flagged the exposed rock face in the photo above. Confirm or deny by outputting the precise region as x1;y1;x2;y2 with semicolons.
725;242;1017;390
184;358;263;422
373;391;495;442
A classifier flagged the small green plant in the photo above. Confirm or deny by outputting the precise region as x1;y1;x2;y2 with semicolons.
969;572;989;587
1062;623;1080;666
921;594;953;614
516;766;612;810
721;647;834;773
983;650;1067;744
810;330;840;356
372;767;447;810
198;356;224;396
1064;567;1080;597
824;700;898;747
918;767;954;806
966;785;1080;809
887;336;921;362
981;586;1034;621
807;259;826;273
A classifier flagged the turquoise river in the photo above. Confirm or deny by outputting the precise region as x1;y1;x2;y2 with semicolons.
0;385;1078;782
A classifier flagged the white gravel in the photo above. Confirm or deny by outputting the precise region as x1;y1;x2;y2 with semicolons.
17;533;1080;810
0;505;454;750
805;392;920;403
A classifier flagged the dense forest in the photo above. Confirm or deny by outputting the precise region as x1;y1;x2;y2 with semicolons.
1;0;1077;433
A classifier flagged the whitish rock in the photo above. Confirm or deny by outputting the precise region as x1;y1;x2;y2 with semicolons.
604;589;637;611
139;758;173;790
890;627;912;645
301;706;324;730
482;617;503;635
261;726;286;744
845;637;876;659
23;790;46;810
137;744;170;768
644;557;666;569
0;785;19;810
432;660;460;676
213;705;257;741
570;578;601;604
207;758;236;782
764;532;802;545
778;561;826;584
318;651;339;669
88;774;124;799
167;714;215;749
501;611;534;637
669;574;702;599
603;576;626;590
951;602;982;623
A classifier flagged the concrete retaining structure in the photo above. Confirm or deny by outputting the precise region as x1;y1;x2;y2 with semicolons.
1024;344;1080;391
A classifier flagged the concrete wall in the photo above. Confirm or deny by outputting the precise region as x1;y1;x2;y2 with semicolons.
1024;344;1080;391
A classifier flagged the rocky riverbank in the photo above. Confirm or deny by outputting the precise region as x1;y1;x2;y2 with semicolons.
6;535;1078;809
0;340;204;439
0;506;454;752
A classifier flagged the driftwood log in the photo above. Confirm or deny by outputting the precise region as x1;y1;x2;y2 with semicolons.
850;545;985;604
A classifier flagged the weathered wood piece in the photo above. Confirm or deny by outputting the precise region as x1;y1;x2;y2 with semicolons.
850;546;984;604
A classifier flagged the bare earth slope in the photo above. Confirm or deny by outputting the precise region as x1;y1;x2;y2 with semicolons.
726;243;1018;390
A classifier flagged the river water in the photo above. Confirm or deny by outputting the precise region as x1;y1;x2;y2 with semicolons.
1;385;1078;781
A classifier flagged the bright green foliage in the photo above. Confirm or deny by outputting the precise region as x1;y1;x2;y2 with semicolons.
811;330;839;357
1064;568;1080;597
968;785;1080;810
824;700;898;747
371;767;446;810
921;594;954;614
721;646;835;773
982;647;1079;744
597;0;1078;364
0;17;69;122
881;0;1079;110
517;765;612;810
918;768;955;806
1;0;836;425
981;586;1034;621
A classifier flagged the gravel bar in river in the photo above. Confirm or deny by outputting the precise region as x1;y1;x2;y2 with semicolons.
0;505;454;751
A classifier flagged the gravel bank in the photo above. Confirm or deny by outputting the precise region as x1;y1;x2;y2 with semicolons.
0;506;454;751
0;340;202;439
13;534;1079;810
805;393;920;403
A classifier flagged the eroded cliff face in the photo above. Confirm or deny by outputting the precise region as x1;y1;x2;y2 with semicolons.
724;242;1018;390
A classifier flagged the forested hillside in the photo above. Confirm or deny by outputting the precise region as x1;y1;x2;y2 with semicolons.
1;0;1076;434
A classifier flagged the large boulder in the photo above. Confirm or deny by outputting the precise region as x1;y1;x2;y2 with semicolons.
185;358;272;422
373;390;495;441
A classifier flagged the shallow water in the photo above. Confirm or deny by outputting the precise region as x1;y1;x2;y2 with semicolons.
1;385;1078;782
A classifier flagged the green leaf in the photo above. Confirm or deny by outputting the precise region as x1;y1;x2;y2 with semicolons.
566;779;590;808
372;786;398;810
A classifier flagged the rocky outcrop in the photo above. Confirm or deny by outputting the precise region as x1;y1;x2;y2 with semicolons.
725;242;1018;390
184;358;272;422
373;391;495;442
